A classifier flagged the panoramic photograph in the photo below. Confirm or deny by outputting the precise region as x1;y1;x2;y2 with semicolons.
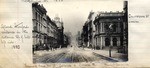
32;0;128;63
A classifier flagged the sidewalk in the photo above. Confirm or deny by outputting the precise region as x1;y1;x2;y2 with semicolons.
84;48;128;62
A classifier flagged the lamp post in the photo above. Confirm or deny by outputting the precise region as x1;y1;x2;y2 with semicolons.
108;23;113;57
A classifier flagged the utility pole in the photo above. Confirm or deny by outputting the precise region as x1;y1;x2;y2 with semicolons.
108;23;113;57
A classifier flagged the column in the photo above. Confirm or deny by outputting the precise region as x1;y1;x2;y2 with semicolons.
100;36;103;49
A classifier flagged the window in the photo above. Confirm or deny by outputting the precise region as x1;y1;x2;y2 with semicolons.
35;22;38;31
38;14;40;21
105;38;110;46
113;38;117;46
35;12;37;19
112;24;117;32
104;24;109;31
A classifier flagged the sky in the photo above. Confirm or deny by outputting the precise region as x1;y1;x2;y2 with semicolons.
40;0;124;36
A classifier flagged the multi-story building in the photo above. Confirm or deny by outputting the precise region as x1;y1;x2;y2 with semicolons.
32;2;48;50
81;22;88;47
87;11;96;48
32;3;65;51
81;11;96;49
76;31;82;47
81;1;128;53
46;16;58;50
64;32;72;47
94;11;124;49
93;1;128;52
63;34;69;47
54;16;64;48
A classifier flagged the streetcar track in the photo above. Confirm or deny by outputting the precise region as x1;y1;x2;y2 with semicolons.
34;47;118;63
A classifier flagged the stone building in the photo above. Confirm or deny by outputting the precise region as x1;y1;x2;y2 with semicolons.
94;11;124;49
81;22;88;47
46;16;58;50
81;11;96;49
93;1;128;51
54;16;64;48
32;2;48;50
32;3;64;51
80;1;128;53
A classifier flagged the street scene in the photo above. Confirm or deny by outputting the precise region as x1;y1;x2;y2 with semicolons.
32;1;128;63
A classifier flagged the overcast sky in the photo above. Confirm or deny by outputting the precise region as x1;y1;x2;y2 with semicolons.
40;0;124;36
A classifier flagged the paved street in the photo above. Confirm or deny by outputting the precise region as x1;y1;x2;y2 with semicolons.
33;45;126;63
32;1;128;64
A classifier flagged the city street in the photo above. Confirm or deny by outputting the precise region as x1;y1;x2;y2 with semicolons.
33;45;125;63
32;2;128;63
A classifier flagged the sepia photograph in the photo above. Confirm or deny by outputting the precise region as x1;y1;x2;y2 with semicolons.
32;0;128;63
1;0;150;67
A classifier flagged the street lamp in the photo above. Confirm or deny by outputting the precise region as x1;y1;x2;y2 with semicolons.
108;23;113;57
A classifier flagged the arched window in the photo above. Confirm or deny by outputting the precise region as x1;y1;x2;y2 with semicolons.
113;37;117;46
105;38;110;46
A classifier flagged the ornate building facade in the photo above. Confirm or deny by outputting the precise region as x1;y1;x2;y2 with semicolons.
32;3;65;51
46;16;58;49
94;11;124;49
81;11;96;48
93;1;128;53
32;3;48;50
80;1;128;53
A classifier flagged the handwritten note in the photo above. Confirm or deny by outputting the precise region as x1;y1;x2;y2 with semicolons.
0;22;31;49
129;14;149;23
24;63;129;68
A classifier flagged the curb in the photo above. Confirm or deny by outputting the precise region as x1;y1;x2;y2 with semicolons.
92;52;119;62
